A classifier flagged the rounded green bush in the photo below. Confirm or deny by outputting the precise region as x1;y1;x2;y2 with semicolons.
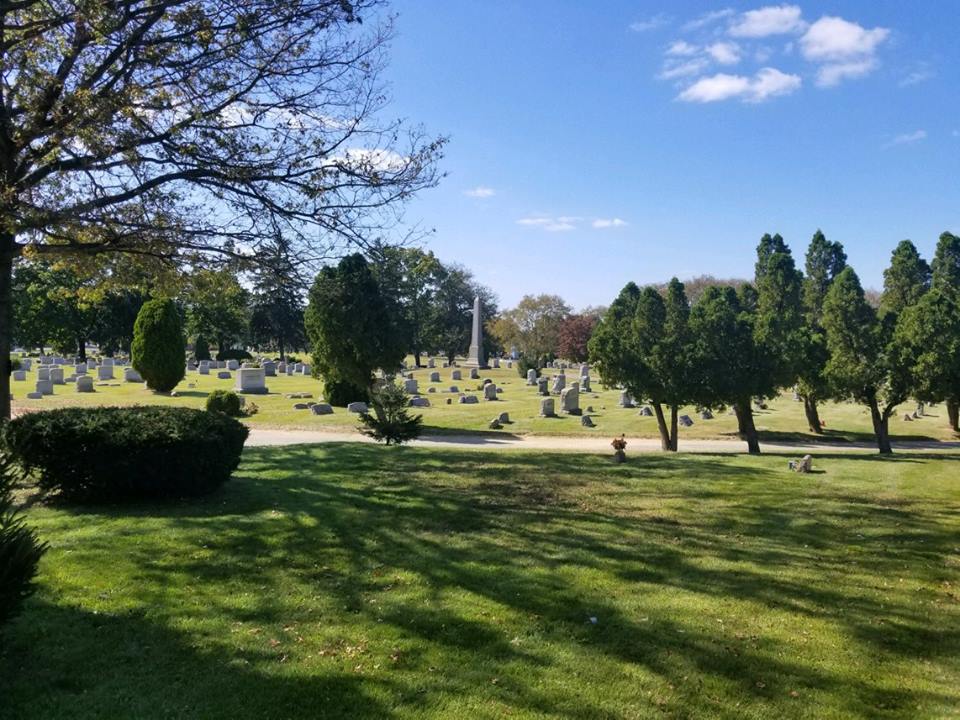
132;298;185;393
206;389;243;417
2;407;249;502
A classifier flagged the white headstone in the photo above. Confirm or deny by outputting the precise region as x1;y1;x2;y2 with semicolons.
123;368;142;383
36;379;54;395
235;368;267;394
98;365;114;380
76;376;95;392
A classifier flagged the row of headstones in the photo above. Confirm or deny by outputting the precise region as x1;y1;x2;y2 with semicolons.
191;359;310;376
526;369;593;394
23;366;143;398
618;392;706;425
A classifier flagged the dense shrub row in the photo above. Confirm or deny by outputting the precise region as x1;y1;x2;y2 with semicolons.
2;407;248;502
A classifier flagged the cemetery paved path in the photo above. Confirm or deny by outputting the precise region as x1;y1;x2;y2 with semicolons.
246;428;960;454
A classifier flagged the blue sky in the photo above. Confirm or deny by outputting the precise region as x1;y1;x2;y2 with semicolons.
383;2;959;309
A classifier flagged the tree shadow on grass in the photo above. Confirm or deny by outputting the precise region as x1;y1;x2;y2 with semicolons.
11;445;960;718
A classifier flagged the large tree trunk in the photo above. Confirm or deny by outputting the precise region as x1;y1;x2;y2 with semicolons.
669;404;679;451
802;395;822;434
947;397;959;433
868;397;893;454
413;348;421;368
733;399;761;454
76;336;87;362
0;243;12;420
278;338;286;362
652;403;672;452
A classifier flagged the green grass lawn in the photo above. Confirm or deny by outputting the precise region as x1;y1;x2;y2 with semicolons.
11;361;959;443
2;445;958;718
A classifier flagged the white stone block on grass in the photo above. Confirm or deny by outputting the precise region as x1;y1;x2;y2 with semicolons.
235;368;268;395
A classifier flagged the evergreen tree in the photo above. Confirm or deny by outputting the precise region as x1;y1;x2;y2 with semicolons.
821;268;909;454
880;240;931;318
132;298;186;393
589;279;693;451
797;231;848;432
248;237;306;361
688;285;772;454
304;254;406;406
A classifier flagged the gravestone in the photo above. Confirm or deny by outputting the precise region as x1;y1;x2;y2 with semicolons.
36;379;54;395
619;391;635;408
581;415;595;427
404;378;419;394
551;374;565;394
679;415;694;427
539;398;556;417
217;371;232;379
102;357;114;367
285;364;294;375
49;368;64;384
98;365;114;380
429;371;440;383
451;370;462;381
497;412;510;423
311;403;334;415
428;358;435;368
26;392;43;399
236;367;268;394
492;357;500;368
300;363;311;375
37;367;50;382
226;359;240;371
76;376;95;392
483;383;498;401
448;385;459;393
20;358;32;371
700;409;714;420
409;397;430;408
506;361;513;369
262;361;277;377
123;368;142;383
537;377;549;396
459;394;479;404
527;369;538;385
470;368;480;380
638;406;653;417
561;383;580;415
347;402;368;413
579;364;589;377
580;375;591;392
74;363;87;375
12;370;26;382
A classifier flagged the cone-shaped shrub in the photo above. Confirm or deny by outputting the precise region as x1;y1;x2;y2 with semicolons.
132;298;185;392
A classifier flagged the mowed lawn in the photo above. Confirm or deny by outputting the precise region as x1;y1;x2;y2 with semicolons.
10;362;959;442
2;446;959;719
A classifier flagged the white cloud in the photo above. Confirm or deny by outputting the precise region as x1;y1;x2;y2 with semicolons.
667;40;699;57
707;42;741;65
464;186;495;198
660;57;711;80
899;68;934;87
816;58;877;87
729;5;806;38
800;17;889;61
682;8;734;32
884;130;927;148
630;13;670;32
592;218;628;229
678;67;801;103
516;216;578;232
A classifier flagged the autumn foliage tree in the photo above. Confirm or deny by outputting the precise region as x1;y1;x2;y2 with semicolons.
557;314;598;363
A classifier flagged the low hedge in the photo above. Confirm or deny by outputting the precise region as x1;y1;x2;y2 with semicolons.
2;407;249;502
216;348;253;361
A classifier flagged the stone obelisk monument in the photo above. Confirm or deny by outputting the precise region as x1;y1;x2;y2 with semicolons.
464;295;487;368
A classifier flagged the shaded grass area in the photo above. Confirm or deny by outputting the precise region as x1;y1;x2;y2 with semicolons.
11;363;959;442
2;445;959;719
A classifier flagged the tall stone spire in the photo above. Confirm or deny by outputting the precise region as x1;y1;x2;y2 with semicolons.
465;295;487;368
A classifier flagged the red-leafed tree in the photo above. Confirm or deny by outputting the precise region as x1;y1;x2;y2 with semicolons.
557;313;597;363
